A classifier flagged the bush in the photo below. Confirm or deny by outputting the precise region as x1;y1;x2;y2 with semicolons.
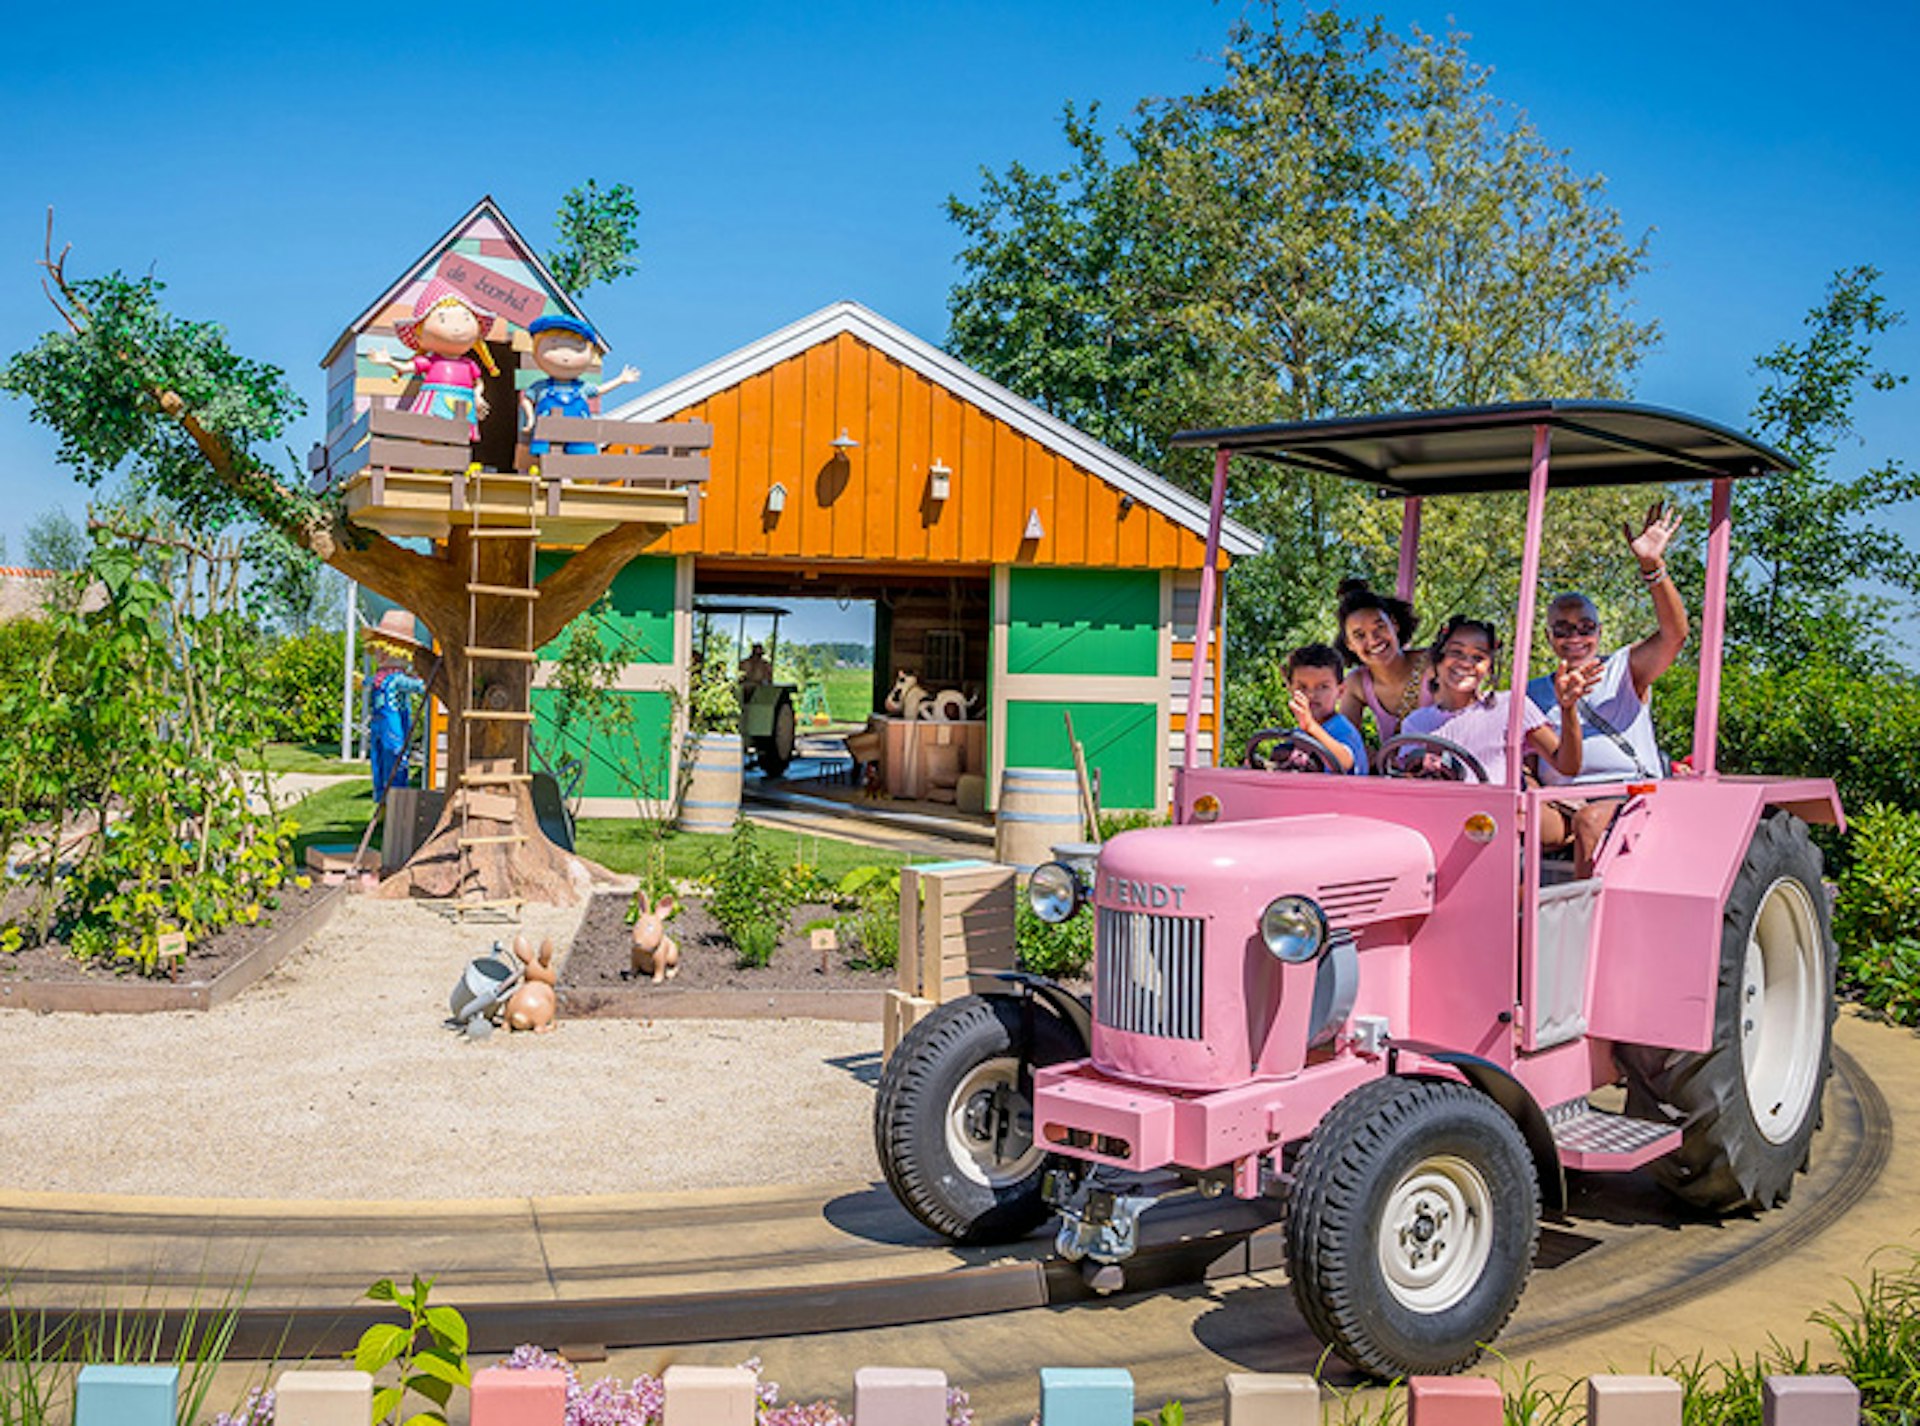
835;865;900;970
1016;895;1094;980
707;819;795;967
260;629;346;744
1653;657;1920;826
1835;803;1920;1027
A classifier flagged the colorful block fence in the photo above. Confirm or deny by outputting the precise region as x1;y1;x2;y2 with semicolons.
197;1362;1870;1426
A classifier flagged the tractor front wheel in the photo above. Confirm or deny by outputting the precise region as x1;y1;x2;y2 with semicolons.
1284;1078;1540;1378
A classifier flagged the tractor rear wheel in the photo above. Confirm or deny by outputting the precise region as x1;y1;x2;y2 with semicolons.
1619;812;1835;1212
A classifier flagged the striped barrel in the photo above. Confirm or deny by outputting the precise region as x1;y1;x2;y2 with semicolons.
679;733;744;834
994;767;1085;872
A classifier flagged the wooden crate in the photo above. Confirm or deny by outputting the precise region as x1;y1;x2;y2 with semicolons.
897;860;1017;1004
881;990;937;1060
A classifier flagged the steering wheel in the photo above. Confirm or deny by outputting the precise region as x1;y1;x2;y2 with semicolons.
1243;728;1339;774
1376;733;1490;784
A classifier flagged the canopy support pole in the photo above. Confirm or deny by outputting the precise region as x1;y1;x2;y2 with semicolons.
1503;427;1552;791
1184;449;1231;770
1395;497;1422;603
1692;477;1734;776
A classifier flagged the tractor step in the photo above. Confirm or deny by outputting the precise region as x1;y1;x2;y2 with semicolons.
1547;1099;1681;1172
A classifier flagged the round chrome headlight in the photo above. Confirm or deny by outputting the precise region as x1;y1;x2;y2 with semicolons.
1029;861;1083;924
1260;896;1327;963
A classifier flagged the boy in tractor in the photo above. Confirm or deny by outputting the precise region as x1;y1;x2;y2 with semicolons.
1284;643;1369;774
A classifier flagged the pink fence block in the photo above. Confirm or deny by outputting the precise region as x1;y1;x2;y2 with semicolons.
1224;1372;1320;1426
273;1370;373;1426
854;1366;949;1426
1588;1375;1681;1426
663;1364;759;1426
1408;1376;1503;1426
471;1367;567;1426
1763;1377;1861;1426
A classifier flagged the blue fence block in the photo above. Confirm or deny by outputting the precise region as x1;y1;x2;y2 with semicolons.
1040;1367;1135;1426
76;1365;179;1426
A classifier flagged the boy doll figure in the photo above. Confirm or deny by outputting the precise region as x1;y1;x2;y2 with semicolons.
520;314;641;457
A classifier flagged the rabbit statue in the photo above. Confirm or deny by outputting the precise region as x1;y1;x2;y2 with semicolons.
504;934;558;1033
629;894;681;984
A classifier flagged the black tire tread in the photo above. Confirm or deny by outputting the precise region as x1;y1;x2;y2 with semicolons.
1618;813;1836;1213
1284;1077;1540;1378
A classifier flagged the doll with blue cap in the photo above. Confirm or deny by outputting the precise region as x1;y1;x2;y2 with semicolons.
520;314;640;455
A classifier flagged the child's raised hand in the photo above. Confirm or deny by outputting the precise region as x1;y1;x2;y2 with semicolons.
1289;689;1319;730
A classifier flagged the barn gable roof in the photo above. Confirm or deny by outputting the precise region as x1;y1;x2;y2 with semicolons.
611;301;1262;557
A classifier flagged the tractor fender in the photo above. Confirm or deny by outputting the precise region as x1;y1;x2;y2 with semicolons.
986;970;1093;1056
1387;1040;1566;1218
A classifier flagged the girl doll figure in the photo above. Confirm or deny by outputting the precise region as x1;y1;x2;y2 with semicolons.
368;276;499;439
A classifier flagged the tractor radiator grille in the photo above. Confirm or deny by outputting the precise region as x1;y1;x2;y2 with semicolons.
1095;908;1205;1040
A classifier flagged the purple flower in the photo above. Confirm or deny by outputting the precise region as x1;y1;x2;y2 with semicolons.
212;1387;276;1426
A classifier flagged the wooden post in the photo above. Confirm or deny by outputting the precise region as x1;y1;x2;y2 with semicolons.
1063;710;1101;843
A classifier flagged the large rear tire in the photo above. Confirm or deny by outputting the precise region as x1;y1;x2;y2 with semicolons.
1619;812;1835;1212
1284;1078;1540;1378
874;995;1081;1244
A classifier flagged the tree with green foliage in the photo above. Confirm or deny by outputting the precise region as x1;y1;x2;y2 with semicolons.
2;185;652;904
948;5;1660;736
24;507;85;571
1724;265;1915;670
546;180;641;294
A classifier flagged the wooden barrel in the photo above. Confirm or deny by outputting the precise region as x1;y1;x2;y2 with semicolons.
994;767;1085;871
679;733;744;834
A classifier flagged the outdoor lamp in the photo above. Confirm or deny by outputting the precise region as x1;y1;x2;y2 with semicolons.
767;482;788;515
1024;508;1045;540
831;428;860;453
928;460;952;502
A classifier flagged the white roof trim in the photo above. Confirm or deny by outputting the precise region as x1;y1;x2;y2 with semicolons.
609;301;1262;557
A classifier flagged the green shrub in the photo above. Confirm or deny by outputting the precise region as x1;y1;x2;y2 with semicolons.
1833;803;1920;1027
1016;895;1094;980
707;819;795;967
260;629;346;744
1653;657;1920;824
835;865;900;970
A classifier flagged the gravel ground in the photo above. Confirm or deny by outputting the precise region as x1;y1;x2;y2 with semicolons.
0;895;884;1200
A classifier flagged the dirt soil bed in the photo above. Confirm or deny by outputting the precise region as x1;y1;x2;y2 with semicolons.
562;891;893;993
0;878;332;986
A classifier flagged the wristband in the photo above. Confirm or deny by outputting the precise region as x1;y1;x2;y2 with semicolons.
1640;562;1669;585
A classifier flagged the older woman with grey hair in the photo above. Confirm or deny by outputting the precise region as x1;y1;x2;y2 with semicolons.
1528;501;1689;875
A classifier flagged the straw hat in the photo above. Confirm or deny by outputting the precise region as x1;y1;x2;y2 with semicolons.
394;276;497;352
365;608;431;661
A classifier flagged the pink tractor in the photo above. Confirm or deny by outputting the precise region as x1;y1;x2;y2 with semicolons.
875;403;1840;1378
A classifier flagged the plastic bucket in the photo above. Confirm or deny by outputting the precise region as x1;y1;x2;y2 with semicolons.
680;732;745;834
995;767;1085;872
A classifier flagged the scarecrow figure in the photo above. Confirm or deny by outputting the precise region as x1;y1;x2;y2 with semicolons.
367;277;499;439
521;314;640;456
365;609;430;803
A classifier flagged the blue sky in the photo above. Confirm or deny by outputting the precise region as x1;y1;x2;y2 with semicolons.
2;0;1914;646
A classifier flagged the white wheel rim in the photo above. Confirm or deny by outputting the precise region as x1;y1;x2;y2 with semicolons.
945;1057;1042;1188
1377;1155;1494;1313
1742;877;1824;1145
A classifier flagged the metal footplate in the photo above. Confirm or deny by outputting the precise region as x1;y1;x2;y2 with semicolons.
1547;1098;1682;1172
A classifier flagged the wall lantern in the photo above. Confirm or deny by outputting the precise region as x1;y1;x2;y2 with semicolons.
767;481;788;515
830;428;860;454
928;460;952;502
1023;508;1045;541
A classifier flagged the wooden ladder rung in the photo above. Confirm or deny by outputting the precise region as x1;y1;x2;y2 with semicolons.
460;771;534;784
467;646;537;662
466;528;541;539
467;583;540;599
458;834;528;847
465;472;543;484
464;710;534;722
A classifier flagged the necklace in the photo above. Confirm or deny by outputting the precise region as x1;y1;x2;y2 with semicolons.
1391;651;1429;718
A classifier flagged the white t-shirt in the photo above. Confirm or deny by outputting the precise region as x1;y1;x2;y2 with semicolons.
1527;645;1664;785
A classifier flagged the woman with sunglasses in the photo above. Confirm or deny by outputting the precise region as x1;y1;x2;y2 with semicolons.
1525;500;1689;875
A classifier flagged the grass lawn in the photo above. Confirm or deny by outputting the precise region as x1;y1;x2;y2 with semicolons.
283;778;379;865
822;667;874;722
574;819;905;884
259;742;362;774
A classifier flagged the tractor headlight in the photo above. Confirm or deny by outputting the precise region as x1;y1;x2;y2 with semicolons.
1029;861;1084;924
1260;895;1328;963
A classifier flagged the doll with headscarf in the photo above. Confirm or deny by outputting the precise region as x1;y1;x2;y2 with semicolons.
367;276;499;440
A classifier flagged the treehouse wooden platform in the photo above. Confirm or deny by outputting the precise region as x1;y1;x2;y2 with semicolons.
327;407;710;547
